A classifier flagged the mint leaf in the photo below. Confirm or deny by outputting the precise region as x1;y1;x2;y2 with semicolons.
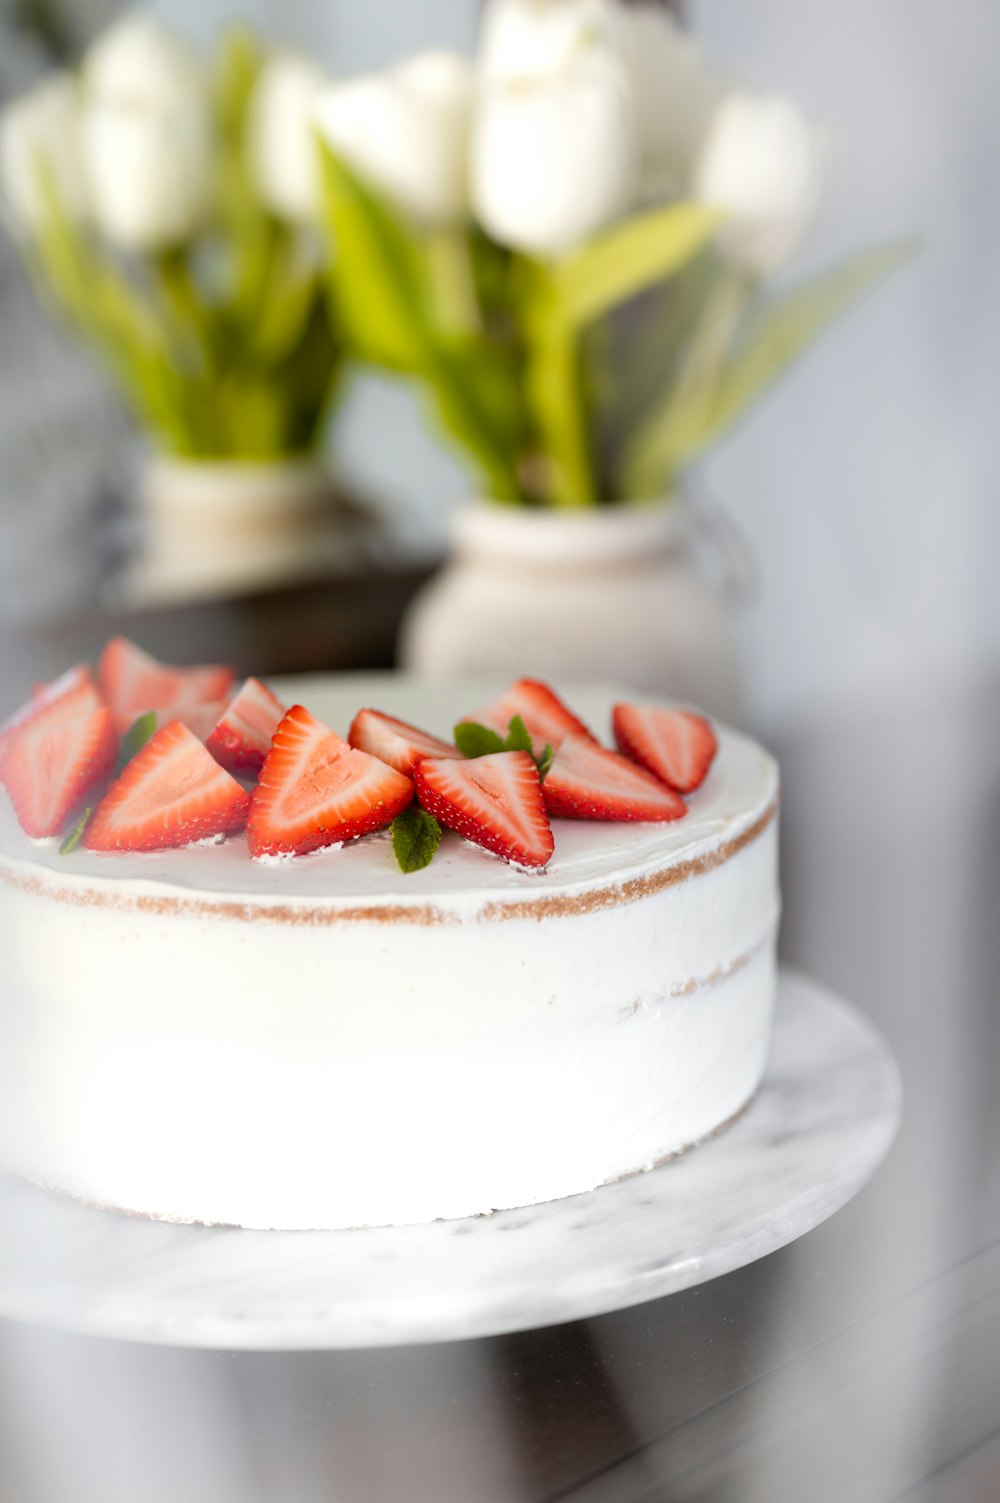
503;715;533;754
391;806;442;873
59;807;93;856
455;715;551;776
454;721;505;758
60;711;158;857
117;711;157;771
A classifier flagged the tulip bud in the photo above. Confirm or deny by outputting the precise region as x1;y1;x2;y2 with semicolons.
618;7;723;201
247;51;328;225
315;51;474;231
81;15;217;253
0;73;89;237
478;0;623;83
695;91;828;273
472;0;638;258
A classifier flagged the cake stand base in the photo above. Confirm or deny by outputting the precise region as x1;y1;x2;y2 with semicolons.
0;971;900;1350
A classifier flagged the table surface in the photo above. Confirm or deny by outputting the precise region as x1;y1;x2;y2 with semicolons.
0;680;997;1503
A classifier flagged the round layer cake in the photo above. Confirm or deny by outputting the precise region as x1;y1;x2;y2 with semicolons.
0;675;780;1230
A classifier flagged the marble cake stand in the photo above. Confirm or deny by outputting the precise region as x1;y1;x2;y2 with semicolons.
0;971;900;1351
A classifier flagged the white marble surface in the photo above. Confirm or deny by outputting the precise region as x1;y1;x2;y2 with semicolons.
0;972;900;1351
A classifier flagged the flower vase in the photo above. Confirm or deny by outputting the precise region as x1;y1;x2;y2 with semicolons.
125;455;342;603
399;499;744;723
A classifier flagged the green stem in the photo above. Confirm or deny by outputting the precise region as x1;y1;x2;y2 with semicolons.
425;233;480;337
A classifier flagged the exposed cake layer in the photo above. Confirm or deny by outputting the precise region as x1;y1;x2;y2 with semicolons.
0;676;779;1229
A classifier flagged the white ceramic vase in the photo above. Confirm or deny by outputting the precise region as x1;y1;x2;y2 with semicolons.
399;499;744;723
126;456;341;604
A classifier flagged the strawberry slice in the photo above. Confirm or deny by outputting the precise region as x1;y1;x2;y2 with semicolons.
99;636;234;714
111;699;227;744
84;721;250;852
205;678;287;774
248;705;413;859
543;735;686;822
0;665;104;777
348;707;463;778
3;706;117;838
414;751;554;870
459;678;596;755
613;703;718;795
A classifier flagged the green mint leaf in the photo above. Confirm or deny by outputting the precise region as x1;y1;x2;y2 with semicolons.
59;807;92;856
454;721;505;758
503;715;533;754
118;711;157;771
391;806;443;873
59;711;158;856
536;743;555;780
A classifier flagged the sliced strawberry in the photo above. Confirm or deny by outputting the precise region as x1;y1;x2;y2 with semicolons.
98;636;234;715
613;703;718;795
0;665;104;777
111;698;227;744
3;706;117;838
348;707;463;778
459;678;596;755
248;705;413;859
543;734;687;822
414;751;554;870
205;678;287;774
84;721;249;852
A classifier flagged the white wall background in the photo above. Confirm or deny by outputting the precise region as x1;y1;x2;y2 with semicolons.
693;0;1000;726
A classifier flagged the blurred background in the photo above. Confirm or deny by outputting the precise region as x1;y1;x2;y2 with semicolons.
1;2;998;1501
2;0;996;730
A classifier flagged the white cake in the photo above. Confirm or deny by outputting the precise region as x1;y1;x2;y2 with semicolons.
0;675;780;1230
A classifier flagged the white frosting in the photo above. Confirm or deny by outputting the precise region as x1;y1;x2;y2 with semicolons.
0;675;780;1230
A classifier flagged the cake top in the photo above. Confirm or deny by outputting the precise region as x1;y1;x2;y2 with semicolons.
0;673;777;921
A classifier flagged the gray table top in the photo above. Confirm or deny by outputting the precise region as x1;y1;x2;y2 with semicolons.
0;680;997;1503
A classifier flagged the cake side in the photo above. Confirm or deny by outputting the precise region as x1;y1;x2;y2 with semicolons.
0;833;779;1228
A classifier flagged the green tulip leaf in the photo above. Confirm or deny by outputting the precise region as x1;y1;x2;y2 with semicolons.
316;143;429;372
621;240;914;498
553;202;722;330
317;146;524;499
698;240;915;451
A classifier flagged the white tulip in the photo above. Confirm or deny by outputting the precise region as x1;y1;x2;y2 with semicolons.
315;51;475;231
80;15;217;253
695;91;828;273
247;51;328;225
618;7;724;201
478;0;625;83
472;0;638;258
0;73;89;237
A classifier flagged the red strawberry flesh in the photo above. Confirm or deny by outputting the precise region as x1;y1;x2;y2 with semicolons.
84;720;249;852
0;665;104;779
99;636;234;715
543;735;687;822
613;704;718;795
112;698;227;744
415;750;554;870
3;706;117;838
248;705;413;859
459;677;596;755
205;677;286;773
348;707;463;777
